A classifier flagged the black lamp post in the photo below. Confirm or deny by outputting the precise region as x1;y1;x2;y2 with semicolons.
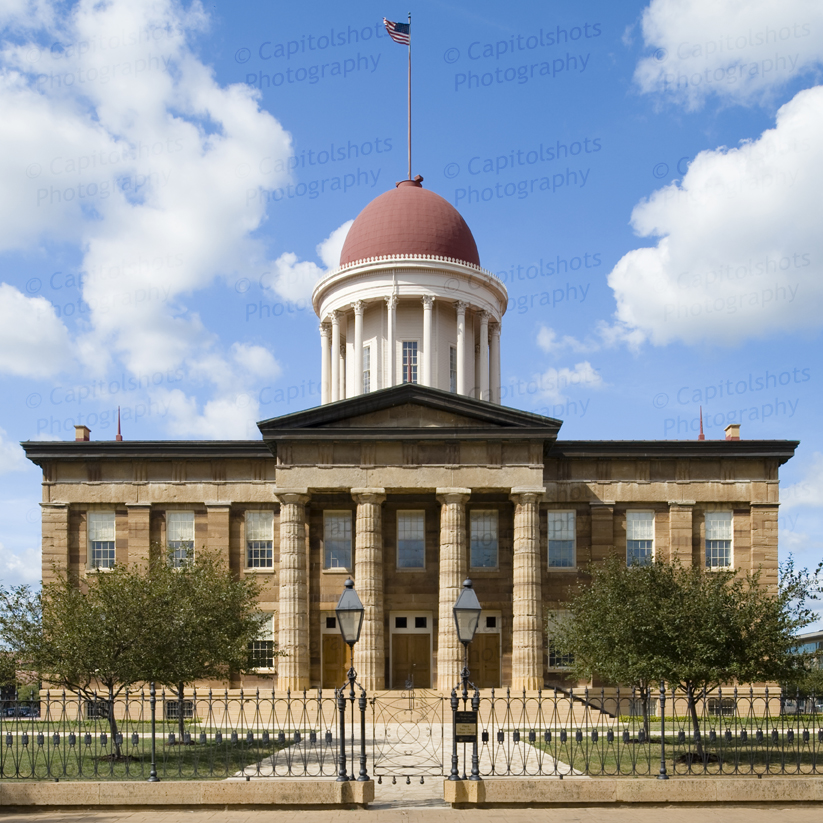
335;578;368;783
449;579;482;782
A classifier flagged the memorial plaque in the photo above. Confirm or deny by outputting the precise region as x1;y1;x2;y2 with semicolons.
455;710;478;743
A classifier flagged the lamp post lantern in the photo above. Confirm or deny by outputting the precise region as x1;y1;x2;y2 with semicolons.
334;578;368;783
449;579;482;782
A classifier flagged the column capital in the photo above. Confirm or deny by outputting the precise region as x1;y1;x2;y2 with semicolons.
490;322;501;338
422;295;435;308
125;502;153;509
329;310;340;326
353;300;365;316
320;322;331;338
479;310;490;322
668;500;695;508
274;490;310;506
386;294;398;309
351;488;387;505
455;300;468;314
510;487;545;504
436;487;471;505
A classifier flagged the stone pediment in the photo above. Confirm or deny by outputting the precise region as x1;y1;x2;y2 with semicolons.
257;384;562;441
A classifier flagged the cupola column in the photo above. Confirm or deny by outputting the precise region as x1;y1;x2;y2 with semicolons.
330;312;340;402
386;295;397;387
490;322;501;404
339;343;346;399
455;302;467;395
320;323;331;404
353;301;364;397
422;296;434;387
480;311;490;401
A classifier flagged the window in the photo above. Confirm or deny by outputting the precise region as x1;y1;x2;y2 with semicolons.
627;511;654;566
363;345;371;393
324;511;352;570
397;511;425;569
470;510;498;568
547;611;574;669
548;511;575;568
88;511;115;569
246;511;273;568
164;700;194;721
402;341;418;384
449;346;457;393
705;511;732;568
249;616;275;669
167;511;194;567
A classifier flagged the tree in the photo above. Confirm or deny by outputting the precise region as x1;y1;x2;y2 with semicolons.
0;550;273;757
552;556;822;753
141;546;280;741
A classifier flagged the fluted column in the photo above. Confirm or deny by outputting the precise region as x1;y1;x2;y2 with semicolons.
422;296;434;387
455;302;467;395
386;295;397;387
511;488;545;691
353;301;364;397
352;488;387;690
275;492;310;691
330;312;340;402
436;488;471;691
339;344;346;399
320;323;331;404
490;322;501;404
479;311;490;401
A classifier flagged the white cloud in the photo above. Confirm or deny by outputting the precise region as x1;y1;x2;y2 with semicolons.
0;0;296;436
0;428;26;474
534;361;604;404
266;219;353;303
0;284;73;377
0;542;41;586
782;452;823;509
607;85;823;347
634;0;823;109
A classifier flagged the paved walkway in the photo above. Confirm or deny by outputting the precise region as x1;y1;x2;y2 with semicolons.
0;805;822;822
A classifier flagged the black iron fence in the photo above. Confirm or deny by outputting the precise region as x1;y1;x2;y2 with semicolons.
0;685;820;781
0;687;362;780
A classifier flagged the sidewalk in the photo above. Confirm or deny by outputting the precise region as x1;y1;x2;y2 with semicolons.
0;804;821;823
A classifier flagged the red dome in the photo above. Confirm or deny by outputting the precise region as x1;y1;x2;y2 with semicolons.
339;178;480;267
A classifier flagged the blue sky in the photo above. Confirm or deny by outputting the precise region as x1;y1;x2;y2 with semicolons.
0;0;821;617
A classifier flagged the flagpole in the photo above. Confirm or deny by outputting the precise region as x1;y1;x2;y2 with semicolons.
407;12;412;180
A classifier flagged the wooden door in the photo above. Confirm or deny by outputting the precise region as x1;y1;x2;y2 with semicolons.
391;634;431;689
322;634;349;690
469;634;501;689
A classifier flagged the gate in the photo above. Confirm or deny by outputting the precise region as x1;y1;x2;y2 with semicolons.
370;688;445;778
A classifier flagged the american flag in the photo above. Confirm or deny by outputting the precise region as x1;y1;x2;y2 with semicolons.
383;17;410;45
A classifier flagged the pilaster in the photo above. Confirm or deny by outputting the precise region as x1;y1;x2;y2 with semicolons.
511;488;545;691
126;503;152;567
668;502;694;565
275;491;310;692
352;488;387;690
41;503;69;584
436;488;471;691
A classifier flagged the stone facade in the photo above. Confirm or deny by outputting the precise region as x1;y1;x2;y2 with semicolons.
23;384;796;693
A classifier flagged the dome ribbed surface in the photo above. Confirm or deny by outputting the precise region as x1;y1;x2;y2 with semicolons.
339;180;480;267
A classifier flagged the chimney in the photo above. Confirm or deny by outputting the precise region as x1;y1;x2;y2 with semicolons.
724;424;740;441
74;425;91;442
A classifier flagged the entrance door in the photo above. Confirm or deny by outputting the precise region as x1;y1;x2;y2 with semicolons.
322;634;349;690
469;633;501;689
391;634;431;690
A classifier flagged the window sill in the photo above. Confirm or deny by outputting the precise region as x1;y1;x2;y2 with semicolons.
245;568;276;574
395;567;427;573
322;568;352;574
548;567;578;573
469;567;500;574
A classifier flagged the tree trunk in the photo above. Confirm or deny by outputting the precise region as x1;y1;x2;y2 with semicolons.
177;681;186;743
640;684;651;740
687;684;704;760
106;687;122;759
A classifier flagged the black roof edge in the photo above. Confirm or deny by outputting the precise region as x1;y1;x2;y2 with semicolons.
21;441;271;464
549;439;799;464
257;383;563;432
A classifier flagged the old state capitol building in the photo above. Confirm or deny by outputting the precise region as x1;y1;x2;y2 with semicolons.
23;177;796;694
